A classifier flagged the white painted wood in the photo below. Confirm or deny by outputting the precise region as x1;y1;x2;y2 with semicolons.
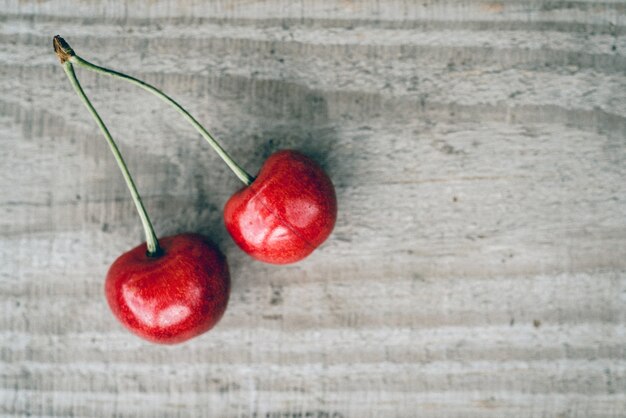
1;1;625;417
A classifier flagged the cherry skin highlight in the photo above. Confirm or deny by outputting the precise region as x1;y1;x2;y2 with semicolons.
224;150;337;264
105;233;230;344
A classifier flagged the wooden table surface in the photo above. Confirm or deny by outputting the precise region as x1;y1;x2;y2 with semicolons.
1;1;625;417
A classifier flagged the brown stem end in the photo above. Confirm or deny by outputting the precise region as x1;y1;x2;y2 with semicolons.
53;35;74;64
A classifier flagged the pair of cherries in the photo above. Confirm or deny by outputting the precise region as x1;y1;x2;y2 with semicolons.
54;36;337;344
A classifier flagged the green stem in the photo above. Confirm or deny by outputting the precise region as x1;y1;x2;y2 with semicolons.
59;38;254;186
55;40;161;256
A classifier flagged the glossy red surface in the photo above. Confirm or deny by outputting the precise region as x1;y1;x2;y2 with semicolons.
105;233;230;344
224;150;337;264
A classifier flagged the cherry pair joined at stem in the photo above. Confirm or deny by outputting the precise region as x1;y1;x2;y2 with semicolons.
54;35;337;343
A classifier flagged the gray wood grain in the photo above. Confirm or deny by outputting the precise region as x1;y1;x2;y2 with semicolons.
1;0;625;417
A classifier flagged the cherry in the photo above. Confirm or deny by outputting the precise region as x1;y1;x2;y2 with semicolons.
105;234;229;344
224;150;337;264
54;36;230;343
55;36;338;264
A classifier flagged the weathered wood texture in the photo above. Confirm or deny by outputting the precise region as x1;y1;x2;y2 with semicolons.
1;1;625;417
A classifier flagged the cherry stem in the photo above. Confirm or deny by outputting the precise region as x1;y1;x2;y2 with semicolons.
53;36;254;186
54;36;161;257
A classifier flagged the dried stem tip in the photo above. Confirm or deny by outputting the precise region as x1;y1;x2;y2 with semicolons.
53;35;74;64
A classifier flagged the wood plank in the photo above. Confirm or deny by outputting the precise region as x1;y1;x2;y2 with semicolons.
1;1;625;416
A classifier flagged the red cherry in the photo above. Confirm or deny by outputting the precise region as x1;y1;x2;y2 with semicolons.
55;38;232;344
105;233;230;344
224;150;337;264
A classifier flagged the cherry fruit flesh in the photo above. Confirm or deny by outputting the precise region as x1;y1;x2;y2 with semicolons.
224;150;337;264
105;233;230;344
